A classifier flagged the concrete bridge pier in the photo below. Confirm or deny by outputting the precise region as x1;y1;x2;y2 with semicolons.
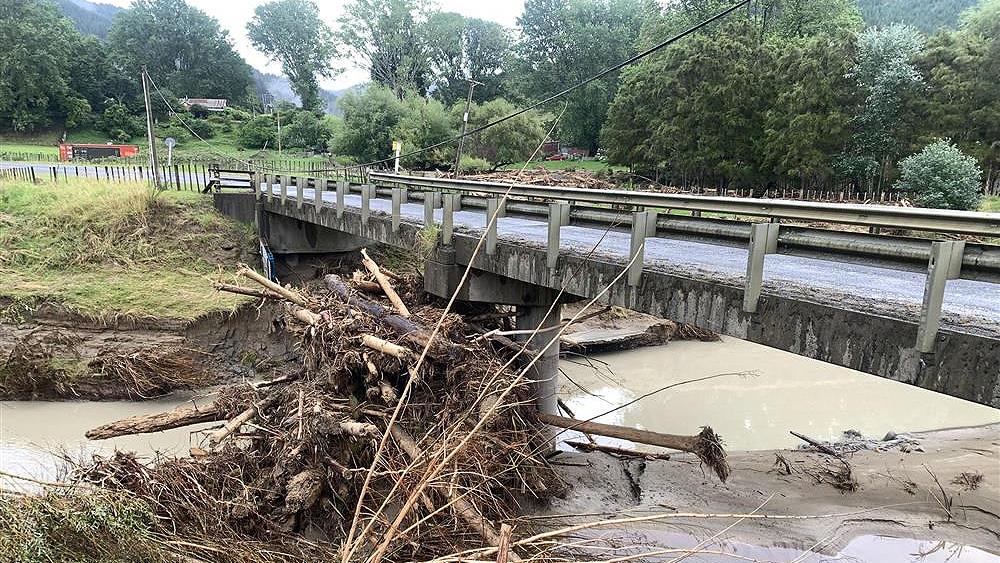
515;303;562;415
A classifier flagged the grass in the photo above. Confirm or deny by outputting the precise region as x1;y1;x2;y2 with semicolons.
982;195;1000;212
0;489;166;563
0;178;253;322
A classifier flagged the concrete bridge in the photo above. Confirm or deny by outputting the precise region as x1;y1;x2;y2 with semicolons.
213;174;1000;409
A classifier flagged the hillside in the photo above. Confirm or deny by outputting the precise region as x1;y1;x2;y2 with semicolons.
253;69;355;115
54;0;121;38
857;0;983;33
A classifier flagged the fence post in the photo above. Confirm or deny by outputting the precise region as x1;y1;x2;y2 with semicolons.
915;241;965;353
742;222;780;313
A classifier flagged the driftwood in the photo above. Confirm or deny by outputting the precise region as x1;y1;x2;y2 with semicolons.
324;274;463;361
294;308;322;326
536;412;730;482
212;281;284;301
360;248;410;317
389;423;521;561
790;430;843;458
565;440;671;460
208;394;281;447
362;334;411;359
238;265;308;307
86;403;222;440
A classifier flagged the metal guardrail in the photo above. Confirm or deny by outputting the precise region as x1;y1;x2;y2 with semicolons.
369;172;1000;237
256;172;999;355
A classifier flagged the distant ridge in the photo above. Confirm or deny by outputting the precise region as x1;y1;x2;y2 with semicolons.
54;0;121;38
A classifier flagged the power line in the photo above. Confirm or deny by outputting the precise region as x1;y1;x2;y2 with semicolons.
148;0;749;176
301;0;751;174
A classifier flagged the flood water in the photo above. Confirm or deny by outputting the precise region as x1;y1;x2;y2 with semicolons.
0;391;216;487
558;337;1000;451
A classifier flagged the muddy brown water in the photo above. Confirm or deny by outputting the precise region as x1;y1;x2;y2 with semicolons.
558;337;1000;452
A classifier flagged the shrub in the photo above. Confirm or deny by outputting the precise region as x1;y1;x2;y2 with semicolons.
237;115;277;149
895;140;982;210
100;103;143;141
458;156;489;172
185;118;216;139
283;111;334;151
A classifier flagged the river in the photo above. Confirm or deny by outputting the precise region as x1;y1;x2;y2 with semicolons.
558;336;1000;451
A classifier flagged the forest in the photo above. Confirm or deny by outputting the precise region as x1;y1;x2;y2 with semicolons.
1;0;998;204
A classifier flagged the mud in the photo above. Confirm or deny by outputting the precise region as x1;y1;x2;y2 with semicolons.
544;423;1000;559
0;300;301;400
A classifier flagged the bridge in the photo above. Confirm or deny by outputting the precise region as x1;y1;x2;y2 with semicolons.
211;172;1000;410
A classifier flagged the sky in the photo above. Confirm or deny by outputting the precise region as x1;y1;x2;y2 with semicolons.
99;0;527;89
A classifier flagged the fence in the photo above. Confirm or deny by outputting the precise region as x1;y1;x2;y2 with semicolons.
0;162;370;191
0;150;347;173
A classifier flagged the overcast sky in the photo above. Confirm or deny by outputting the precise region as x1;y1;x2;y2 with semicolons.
99;0;527;89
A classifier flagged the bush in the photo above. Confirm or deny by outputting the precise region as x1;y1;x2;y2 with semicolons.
283;111;334;151
237;115;277;149
100;103;143;141
458;156;489;172
185;118;216;139
895;140;982;210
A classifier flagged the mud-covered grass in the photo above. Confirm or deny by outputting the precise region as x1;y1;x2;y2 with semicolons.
0;489;166;563
0;178;254;322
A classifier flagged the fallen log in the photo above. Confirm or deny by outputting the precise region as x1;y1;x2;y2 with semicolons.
536;412;729;482
388;423;522;561
361;334;411;359
238;265;308;307
212;281;284;301
564;440;671;460
324;274;463;361
208;394;281;448
360;248;409;317
86;403;222;440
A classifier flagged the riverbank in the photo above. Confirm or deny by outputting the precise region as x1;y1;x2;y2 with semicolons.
0;179;300;399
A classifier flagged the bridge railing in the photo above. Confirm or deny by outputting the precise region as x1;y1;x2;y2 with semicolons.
256;171;999;355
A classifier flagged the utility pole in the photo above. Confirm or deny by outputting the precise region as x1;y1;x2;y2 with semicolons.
277;109;282;154
453;78;484;178
141;67;162;190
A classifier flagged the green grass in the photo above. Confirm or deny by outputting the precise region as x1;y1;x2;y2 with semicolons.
982;195;1000;212
0;178;252;321
500;159;626;171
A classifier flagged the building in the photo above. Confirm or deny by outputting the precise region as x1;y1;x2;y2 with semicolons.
59;143;139;161
180;97;228;112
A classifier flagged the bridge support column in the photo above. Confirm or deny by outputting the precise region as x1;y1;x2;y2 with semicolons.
515;304;561;415
486;198;501;255
442;194;461;244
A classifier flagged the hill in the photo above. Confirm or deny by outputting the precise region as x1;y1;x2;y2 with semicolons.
54;0;121;38
857;0;983;33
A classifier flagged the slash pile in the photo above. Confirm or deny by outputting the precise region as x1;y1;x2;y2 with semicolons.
79;257;562;563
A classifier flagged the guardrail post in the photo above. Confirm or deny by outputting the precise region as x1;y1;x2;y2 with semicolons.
442;194;460;245
391;187;407;232
547;203;570;269
315;178;325;210
486;198;501;255
336;180;346;218
295;177;304;209
628;211;653;286
361;183;374;225
279;175;288;204
424;191;441;226
743;223;780;313
916;241;965;353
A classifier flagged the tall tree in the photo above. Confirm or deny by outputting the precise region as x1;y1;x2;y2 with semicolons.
337;0;431;99
247;0;338;112
107;0;252;101
909;0;1000;190
423;13;510;106
516;0;645;153
841;24;924;191
0;0;92;130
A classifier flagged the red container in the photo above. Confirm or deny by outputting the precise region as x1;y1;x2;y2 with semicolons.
59;143;140;161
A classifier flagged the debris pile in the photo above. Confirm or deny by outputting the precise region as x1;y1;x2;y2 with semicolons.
77;252;730;562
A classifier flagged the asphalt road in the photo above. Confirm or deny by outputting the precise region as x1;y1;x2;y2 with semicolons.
5;164;995;327
278;186;1000;328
